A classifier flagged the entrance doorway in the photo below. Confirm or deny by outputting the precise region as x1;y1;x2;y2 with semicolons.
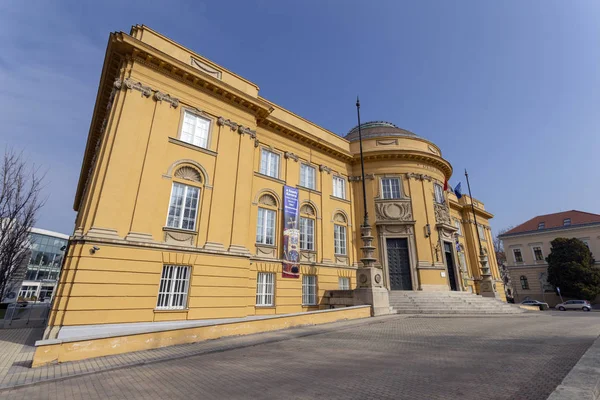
387;238;412;290
443;241;458;291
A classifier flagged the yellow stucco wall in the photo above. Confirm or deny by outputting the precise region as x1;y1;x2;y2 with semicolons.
49;25;504;337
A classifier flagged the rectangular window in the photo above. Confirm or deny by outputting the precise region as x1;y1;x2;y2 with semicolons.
332;176;346;199
533;246;544;261
256;207;276;245
434;183;445;204
256;272;275;306
478;225;486;241
339;277;350;290
454;220;462;236
334;224;347;255
260;149;280;178
300;164;316;190
180;110;210;148
299;216;315;251
156;265;191;310
302;275;317;305
513;248;523;263
563;218;571;226
381;178;401;199
167;183;200;231
538;222;545;229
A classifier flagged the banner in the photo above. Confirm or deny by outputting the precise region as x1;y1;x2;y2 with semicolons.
282;186;300;278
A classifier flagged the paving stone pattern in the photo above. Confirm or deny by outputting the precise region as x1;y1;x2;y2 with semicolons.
3;313;600;400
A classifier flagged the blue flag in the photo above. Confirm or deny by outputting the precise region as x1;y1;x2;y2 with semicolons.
454;182;463;199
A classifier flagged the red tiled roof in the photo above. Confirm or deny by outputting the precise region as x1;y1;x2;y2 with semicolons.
502;210;600;236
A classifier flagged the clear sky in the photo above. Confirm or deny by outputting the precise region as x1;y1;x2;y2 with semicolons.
1;0;599;236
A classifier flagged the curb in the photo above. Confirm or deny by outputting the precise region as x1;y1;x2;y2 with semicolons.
547;334;600;400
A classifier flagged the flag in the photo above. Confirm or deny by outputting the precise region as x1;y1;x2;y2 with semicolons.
454;182;463;199
443;179;448;191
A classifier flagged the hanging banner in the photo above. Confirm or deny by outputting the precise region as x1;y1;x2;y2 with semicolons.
282;186;300;278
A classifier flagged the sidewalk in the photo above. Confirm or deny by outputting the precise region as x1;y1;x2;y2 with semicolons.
0;315;399;391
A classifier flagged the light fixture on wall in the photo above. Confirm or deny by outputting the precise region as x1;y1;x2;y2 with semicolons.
425;224;431;238
90;246;100;254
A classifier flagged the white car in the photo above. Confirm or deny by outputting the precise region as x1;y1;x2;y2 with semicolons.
520;300;549;310
556;300;591;312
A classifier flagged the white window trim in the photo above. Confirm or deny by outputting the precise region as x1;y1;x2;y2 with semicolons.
299;216;315;251
256;272;275;306
531;246;545;262
338;277;350;290
334;224;347;255
156;265;191;310
166;182;200;231
332;176;346;199
513;248;524;264
179;109;211;149
434;183;445;204
299;163;316;190
381;177;402;199
260;148;280;179
302;275;317;305
256;207;276;245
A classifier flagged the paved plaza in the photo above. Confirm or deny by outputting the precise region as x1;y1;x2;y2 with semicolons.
1;312;600;399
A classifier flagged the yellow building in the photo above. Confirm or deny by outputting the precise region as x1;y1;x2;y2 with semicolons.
45;25;504;339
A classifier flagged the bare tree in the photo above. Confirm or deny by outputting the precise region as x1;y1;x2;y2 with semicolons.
0;149;45;301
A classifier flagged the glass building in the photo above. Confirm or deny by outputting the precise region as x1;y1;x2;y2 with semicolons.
18;228;69;303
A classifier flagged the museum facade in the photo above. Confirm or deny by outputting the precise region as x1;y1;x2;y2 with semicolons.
45;25;504;338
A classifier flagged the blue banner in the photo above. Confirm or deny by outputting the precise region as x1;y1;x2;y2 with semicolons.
282;186;300;278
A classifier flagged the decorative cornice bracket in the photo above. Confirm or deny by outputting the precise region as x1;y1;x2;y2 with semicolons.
319;165;332;174
406;172;432;181
154;91;179;108
284;152;299;162
217;117;239;131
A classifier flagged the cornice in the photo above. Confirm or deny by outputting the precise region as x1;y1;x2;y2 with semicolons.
357;149;453;179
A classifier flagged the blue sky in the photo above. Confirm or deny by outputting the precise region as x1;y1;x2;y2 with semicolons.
1;0;599;236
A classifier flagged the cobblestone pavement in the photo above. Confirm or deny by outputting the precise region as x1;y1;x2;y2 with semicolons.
3;312;600;400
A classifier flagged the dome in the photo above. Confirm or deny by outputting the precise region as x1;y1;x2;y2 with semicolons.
345;121;419;142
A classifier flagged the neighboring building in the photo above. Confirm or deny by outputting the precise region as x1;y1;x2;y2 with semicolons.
1;228;69;303
19;228;69;303
499;210;600;305
45;25;504;338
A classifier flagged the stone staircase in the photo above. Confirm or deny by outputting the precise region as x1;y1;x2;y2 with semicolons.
389;291;527;315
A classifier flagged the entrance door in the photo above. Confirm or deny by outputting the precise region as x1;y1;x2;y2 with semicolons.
387;238;412;290
443;241;458;291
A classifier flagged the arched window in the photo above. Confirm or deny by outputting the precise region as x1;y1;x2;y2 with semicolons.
256;193;278;245
520;275;529;290
299;204;316;251
333;212;347;255
166;165;203;231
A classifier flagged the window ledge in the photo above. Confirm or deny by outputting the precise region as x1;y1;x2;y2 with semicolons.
168;137;217;157
330;195;350;204
297;185;321;195
154;309;189;313
255;243;277;248
255;305;276;309
254;172;286;185
163;226;198;235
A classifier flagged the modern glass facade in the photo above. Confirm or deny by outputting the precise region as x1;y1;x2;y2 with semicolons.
18;229;68;302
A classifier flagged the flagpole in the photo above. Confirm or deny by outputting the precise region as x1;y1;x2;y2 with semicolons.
356;97;368;227
464;169;496;297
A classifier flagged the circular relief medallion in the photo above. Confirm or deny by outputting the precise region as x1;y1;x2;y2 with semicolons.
359;274;368;283
375;274;382;284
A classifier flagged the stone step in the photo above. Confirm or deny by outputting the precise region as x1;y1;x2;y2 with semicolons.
393;309;523;315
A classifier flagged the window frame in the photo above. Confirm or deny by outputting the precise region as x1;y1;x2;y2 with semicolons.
381;177;402;200
478;225;487;241
454;219;462;236
256;207;277;246
299;216;315;251
299;163;317;190
563;218;571;226
434;183;445;204
302;275;318;305
338;277;350;290
156;265;191;310
532;246;544;262
538;222;545;230
166;182;201;231
520;275;529;290
513;248;523;263
332;176;346;199
334;223;347;255
259;148;281;179
178;109;212;149
255;272;275;306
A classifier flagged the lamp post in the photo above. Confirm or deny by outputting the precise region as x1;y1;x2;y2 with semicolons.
464;169;497;297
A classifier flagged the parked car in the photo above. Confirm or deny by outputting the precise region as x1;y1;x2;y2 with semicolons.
521;300;549;310
556;300;591;311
